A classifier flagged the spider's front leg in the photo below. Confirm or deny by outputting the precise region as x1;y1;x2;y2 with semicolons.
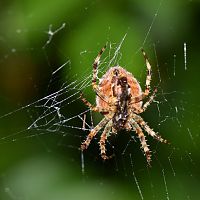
81;117;108;151
91;45;114;103
141;49;152;97
92;45;106;91
80;92;110;113
129;49;153;104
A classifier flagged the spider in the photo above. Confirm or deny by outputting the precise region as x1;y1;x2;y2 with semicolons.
80;46;167;165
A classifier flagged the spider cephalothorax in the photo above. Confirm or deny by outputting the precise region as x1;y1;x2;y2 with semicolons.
80;46;167;165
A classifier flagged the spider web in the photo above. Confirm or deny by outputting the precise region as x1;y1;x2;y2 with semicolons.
0;1;199;200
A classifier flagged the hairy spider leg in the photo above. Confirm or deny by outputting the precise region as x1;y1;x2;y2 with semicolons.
99;120;113;160
131;119;151;166
91;45;115;104
129;49;152;104
133;114;168;144
141;48;152;96
132;88;157;113
80;92;110;113
92;45;106;91
141;87;157;111
81;117;108;150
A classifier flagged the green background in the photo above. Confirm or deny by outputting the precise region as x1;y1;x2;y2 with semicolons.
0;0;199;199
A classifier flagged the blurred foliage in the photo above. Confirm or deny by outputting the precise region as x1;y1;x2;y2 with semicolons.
0;0;200;199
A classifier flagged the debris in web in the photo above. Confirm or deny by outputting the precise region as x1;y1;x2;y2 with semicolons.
173;54;176;77
81;151;85;176
184;42;187;71
43;23;66;49
185;151;196;167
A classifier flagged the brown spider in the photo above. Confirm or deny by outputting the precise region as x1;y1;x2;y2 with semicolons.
80;46;167;165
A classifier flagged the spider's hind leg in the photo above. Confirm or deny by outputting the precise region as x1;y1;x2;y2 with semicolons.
81;118;108;150
133;87;157;114
99;120;113;160
131;120;152;166
133;114;168;144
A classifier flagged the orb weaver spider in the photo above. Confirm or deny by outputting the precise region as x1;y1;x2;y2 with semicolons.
80;46;167;165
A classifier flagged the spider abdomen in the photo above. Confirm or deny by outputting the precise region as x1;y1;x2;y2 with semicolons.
96;66;143;114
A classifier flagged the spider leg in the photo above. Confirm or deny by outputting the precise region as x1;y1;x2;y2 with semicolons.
141;49;152;96
129;49;153;104
133;88;157;114
81;117;108;150
92;45;106;91
133;114;168;144
90;45;115;105
99;120;113;160
141;87;157;112
80;92;109;113
131;120;151;166
91;45;122;106
80;92;99;112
